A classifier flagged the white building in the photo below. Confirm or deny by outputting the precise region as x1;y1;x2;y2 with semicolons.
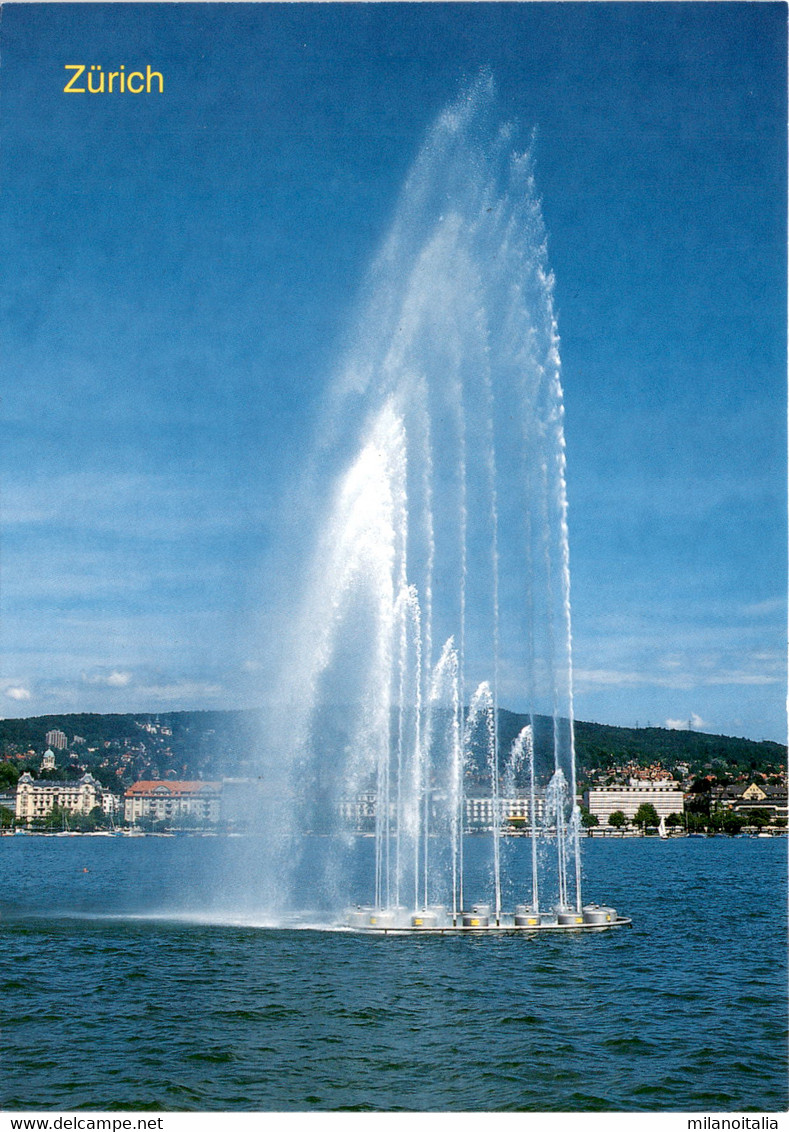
339;791;377;828
101;791;122;816
338;793;547;831
465;795;546;829
40;749;57;772
45;729;68;750
585;783;685;824
15;772;104;824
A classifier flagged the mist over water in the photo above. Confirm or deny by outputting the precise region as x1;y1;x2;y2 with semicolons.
247;75;581;921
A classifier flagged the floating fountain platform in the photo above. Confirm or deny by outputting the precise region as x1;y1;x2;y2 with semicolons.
344;903;631;934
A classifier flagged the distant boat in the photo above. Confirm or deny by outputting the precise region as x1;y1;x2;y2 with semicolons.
658;815;668;840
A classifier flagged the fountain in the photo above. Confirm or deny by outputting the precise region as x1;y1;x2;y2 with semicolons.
260;74;628;934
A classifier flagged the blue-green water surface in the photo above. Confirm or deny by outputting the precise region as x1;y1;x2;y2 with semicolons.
1;835;786;1112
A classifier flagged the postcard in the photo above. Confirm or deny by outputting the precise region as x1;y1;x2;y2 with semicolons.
1;2;785;1120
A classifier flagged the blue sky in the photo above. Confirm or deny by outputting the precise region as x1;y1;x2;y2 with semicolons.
1;2;785;741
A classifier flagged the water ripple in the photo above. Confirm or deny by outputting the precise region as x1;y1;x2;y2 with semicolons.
1;837;785;1112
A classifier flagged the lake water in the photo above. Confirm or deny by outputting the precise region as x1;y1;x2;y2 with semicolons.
1;835;786;1112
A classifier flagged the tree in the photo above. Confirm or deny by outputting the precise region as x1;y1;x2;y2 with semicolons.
0;761;19;788
580;807;599;828
633;803;659;829
608;810;627;829
137;815;168;833
43;803;69;831
721;811;747;836
88;804;111;828
65;805;110;832
707;809;724;833
742;808;771;828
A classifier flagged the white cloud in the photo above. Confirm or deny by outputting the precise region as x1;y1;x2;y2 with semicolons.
107;671;132;687
700;671;780;687
748;649;785;665
2;470;270;539
575;649;784;693
741;597;787;618
574;668;693;690
81;670;133;688
135;681;224;703
666;713;706;731
4;686;31;701
575;668;646;687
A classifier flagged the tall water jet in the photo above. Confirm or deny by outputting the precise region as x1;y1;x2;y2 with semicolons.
504;724;539;913
257;74;626;932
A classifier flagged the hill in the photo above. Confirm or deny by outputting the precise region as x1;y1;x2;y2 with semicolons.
0;708;783;790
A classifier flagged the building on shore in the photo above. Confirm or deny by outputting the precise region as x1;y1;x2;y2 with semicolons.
465;794;546;830
339;791;377;830
124;780;222;825
15;772;105;824
100;790;122;817
584;782;685;825
338;792;547;832
718;782;788;821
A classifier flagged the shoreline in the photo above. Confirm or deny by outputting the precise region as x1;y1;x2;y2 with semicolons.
1;828;785;839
